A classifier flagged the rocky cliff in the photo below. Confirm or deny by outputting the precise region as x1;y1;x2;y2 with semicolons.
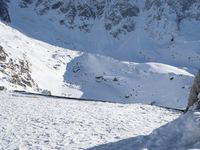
14;0;200;40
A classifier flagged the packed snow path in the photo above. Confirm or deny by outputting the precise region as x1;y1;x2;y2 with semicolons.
0;92;180;149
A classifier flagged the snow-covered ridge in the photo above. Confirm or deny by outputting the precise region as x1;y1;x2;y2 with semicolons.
2;0;199;71
0;22;194;109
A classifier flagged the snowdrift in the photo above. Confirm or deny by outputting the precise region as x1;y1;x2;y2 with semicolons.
89;110;200;150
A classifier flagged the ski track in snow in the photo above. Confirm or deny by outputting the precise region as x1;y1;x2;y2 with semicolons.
0;92;180;150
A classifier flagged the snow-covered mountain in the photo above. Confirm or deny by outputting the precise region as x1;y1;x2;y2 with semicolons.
0;0;200;109
0;22;194;109
2;0;199;68
1;1;200;149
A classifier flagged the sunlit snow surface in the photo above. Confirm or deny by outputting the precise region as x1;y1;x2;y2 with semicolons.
0;22;194;109
0;92;180;150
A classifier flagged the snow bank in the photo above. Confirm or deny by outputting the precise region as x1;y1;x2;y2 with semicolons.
89;110;200;150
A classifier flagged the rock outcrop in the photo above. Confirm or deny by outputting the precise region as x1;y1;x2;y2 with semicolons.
0;45;38;89
18;0;140;38
16;0;200;40
186;70;200;111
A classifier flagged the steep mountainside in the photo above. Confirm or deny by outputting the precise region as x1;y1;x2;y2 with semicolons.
3;0;199;71
0;22;194;109
17;0;200;39
0;0;199;109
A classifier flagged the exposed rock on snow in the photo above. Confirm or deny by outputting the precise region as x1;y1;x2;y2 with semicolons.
64;53;193;109
0;45;38;89
186;70;200;111
18;0;139;37
16;0;200;40
0;86;7;91
41;89;51;96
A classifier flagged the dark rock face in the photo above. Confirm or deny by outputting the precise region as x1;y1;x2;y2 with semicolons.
15;0;200;39
0;0;10;22
52;1;63;10
105;0;139;38
186;70;200;111
145;0;200;28
0;45;8;61
19;0;34;8
18;0;139;38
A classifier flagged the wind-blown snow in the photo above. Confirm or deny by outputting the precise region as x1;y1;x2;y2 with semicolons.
0;92;180;150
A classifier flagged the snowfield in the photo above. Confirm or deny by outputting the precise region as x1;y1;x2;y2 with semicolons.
0;92;180;150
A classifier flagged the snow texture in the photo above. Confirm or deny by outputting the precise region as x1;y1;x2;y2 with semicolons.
0;92;180;150
89;110;200;150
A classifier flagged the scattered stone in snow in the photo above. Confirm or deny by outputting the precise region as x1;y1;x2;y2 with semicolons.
41;89;52;96
0;86;6;91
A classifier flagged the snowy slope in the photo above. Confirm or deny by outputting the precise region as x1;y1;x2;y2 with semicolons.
0;92;180;150
0;1;200;149
0;21;83;96
65;53;193;109
0;22;194;109
89;110;200;150
5;0;200;71
0;0;199;109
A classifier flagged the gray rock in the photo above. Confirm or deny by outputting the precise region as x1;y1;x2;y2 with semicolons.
186;70;200;112
19;0;139;37
0;86;7;91
41;89;51;96
18;0;200;38
0;46;8;62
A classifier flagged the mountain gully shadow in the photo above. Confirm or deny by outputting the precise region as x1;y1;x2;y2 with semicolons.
63;54;120;102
